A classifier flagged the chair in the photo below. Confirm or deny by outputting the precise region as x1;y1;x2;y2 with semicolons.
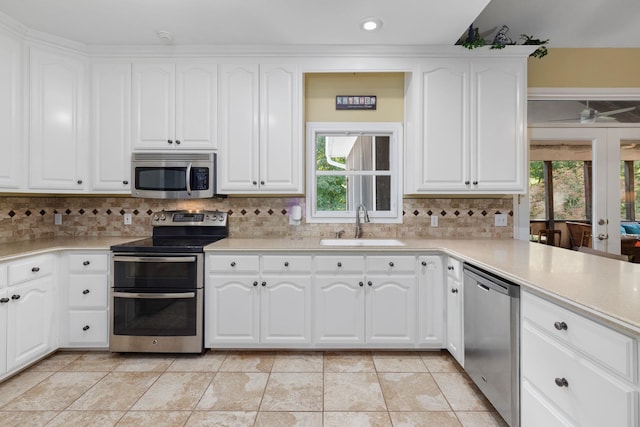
537;229;561;246
577;246;629;262
566;222;592;249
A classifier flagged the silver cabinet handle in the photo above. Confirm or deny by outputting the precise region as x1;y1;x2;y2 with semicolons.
113;292;195;299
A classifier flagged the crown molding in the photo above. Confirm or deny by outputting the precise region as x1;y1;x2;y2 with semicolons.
529;87;640;100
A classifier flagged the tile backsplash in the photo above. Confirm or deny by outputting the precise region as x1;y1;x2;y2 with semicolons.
0;195;514;243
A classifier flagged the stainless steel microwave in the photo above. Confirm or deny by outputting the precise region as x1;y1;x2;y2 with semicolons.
131;152;216;199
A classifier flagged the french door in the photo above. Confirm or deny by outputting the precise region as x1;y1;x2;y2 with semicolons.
521;126;640;254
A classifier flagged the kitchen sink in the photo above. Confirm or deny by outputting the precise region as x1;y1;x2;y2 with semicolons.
320;239;406;247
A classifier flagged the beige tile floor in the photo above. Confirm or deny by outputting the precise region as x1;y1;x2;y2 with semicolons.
0;350;507;427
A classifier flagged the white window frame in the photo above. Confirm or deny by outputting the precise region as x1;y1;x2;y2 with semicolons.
306;122;403;224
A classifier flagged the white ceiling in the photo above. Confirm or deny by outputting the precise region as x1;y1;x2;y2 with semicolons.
0;0;490;47
0;0;637;49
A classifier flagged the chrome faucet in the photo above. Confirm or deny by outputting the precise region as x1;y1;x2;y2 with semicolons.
355;203;370;238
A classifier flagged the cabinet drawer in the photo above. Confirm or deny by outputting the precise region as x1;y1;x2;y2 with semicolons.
365;256;415;274
315;256;364;275
68;275;108;308
69;253;108;272
521;324;636;427
8;254;55;285
208;255;259;274
446;257;462;281
262;256;312;274
522;292;635;381
67;311;108;346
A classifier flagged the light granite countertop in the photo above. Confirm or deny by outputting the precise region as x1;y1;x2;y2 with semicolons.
1;236;638;336
205;238;640;336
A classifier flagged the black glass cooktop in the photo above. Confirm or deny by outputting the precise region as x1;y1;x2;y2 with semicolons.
110;236;225;253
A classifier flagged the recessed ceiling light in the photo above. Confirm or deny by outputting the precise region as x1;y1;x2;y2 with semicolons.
156;30;174;43
360;18;382;31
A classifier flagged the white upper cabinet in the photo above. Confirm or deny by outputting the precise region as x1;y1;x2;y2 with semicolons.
0;30;23;191
406;56;527;194
218;63;302;194
132;63;217;150
90;63;131;192
29;46;88;191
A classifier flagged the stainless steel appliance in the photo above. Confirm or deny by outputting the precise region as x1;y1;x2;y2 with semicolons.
109;210;228;353
463;263;520;427
131;152;216;199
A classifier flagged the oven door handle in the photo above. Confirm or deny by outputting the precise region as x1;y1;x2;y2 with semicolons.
113;291;196;299
113;256;197;263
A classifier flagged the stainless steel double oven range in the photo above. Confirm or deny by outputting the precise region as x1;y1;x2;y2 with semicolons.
109;210;228;354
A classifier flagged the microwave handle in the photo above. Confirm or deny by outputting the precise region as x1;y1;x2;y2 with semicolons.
186;162;192;195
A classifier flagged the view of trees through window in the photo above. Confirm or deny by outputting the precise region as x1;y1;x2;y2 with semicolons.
530;160;588;221
620;160;640;220
315;136;347;211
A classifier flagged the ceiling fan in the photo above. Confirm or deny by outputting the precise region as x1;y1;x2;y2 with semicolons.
554;101;637;123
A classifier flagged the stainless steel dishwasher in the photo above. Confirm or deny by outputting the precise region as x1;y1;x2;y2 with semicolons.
463;263;520;427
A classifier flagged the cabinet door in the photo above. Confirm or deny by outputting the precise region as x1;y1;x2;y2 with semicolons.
0;287;7;376
175;64;217;149
413;61;470;192
471;59;526;192
205;275;259;345
418;255;445;347
6;276;56;372
0;31;23;190
446;272;464;365
366;275;416;344
29;47;87;191
91;63;131;192
132;63;175;149
218;64;259;192
314;276;365;345
259;64;302;193
260;276;311;344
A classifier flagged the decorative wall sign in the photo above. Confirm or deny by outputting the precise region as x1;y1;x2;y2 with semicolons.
336;95;377;110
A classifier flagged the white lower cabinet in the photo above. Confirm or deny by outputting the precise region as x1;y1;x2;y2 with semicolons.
314;255;419;348
445;257;464;365
1;255;57;380
59;251;109;348
521;291;638;427
418;255;445;347
205;254;312;347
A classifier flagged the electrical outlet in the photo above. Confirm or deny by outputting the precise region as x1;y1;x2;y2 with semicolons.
124;213;132;225
430;215;438;227
495;213;508;227
54;213;62;225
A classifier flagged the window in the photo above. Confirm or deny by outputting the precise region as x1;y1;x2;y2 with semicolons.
306;122;402;223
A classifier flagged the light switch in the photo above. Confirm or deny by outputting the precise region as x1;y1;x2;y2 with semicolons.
431;215;438;227
124;213;132;225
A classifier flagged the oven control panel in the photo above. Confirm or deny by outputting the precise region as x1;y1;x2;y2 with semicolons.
151;210;227;226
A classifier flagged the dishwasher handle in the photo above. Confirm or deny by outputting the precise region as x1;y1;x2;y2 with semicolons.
463;263;520;298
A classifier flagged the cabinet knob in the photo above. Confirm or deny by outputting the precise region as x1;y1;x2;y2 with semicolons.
473;181;478;185
253;281;258;287
82;289;90;295
554;377;569;387
31;267;40;273
451;288;459;294
367;281;373;287
465;181;470;185
123;180;129;185
252;181;257;185
260;181;265;185
77;179;83;185
359;281;364;287
0;298;9;303
167;139;173;144
337;262;342;267
554;321;568;331
230;261;236;267
421;261;427;266
389;261;394;267
175;140;181;145
261;281;267;287
11;294;20;300
284;261;289;267
82;325;90;331
83;260;90;266
448;265;454;271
